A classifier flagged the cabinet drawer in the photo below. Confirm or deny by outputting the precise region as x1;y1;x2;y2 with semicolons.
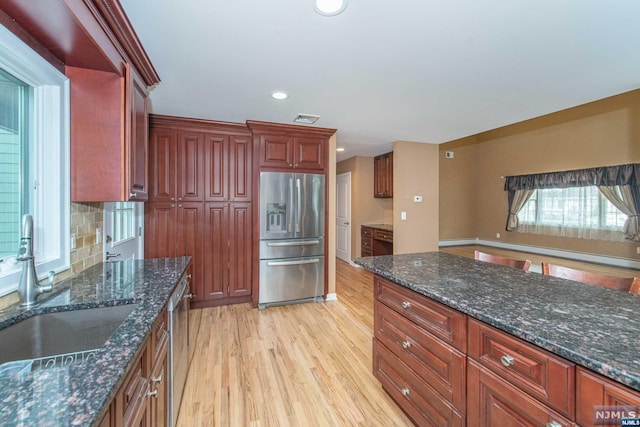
373;339;465;427
361;227;373;238
375;300;466;412
468;319;575;419
151;312;169;362
374;275;467;352
362;238;372;250
467;360;573;427
119;351;149;425
374;229;393;243
576;367;640;427
361;249;373;257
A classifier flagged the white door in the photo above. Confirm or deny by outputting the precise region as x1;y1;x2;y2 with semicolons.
336;172;351;262
103;202;144;261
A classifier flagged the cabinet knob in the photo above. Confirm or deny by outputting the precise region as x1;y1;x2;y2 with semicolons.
546;422;562;427
129;192;137;198
401;301;410;309
401;387;410;396
151;372;163;383
147;389;158;398
401;340;411;349
500;355;515;367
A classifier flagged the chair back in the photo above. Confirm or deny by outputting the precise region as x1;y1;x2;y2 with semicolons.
474;250;531;271
541;262;639;294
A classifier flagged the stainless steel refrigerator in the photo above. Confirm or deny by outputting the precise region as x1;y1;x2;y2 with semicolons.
258;171;325;309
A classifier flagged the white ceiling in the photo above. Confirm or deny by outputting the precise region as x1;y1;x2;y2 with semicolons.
120;0;640;162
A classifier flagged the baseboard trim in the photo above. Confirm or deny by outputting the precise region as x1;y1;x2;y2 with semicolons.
325;293;338;301
439;238;640;270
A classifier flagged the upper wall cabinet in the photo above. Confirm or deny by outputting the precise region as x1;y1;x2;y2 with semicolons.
374;151;393;198
1;0;161;202
247;121;336;173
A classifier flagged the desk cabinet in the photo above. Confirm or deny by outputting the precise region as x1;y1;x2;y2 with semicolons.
374;152;393;198
361;226;393;257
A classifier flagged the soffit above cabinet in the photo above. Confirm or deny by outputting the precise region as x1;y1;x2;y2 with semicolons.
0;0;159;86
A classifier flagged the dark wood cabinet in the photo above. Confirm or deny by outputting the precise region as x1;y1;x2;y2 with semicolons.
576;366;640;427
248;121;333;172
111;313;169;427
4;0;162;203
202;202;253;302
147;115;253;307
467;360;573;427
374;152;393;198
68;65;150;202
361;225;393;257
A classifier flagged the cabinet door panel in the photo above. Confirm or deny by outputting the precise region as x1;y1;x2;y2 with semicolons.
229;136;252;201
177;203;204;303
204;203;228;300
177;132;204;201
204;134;227;201
228;203;252;297
149;128;177;202
576;367;640;427
258;134;292;168
144;203;177;259
467;360;572;427
294;137;325;170
126;65;149;201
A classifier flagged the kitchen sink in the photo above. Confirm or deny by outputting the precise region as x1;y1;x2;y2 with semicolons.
0;304;137;371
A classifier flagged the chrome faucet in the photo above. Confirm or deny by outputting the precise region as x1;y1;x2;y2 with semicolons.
16;214;53;306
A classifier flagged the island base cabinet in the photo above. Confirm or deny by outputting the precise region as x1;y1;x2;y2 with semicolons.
373;339;465;427
576;367;640;427
467;360;573;427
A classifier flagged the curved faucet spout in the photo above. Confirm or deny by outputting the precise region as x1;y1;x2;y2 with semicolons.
16;214;52;306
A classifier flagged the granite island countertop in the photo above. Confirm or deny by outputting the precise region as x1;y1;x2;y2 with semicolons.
0;256;191;426
354;252;640;391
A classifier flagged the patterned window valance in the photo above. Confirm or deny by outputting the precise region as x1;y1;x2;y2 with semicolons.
504;163;640;191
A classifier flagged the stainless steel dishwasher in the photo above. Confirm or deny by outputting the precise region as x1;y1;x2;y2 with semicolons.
168;272;191;426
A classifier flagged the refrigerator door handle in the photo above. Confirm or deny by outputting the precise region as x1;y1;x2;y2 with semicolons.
288;177;294;233
267;258;320;267
296;178;301;233
266;240;320;247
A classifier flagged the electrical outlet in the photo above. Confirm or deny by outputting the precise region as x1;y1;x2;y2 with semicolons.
401;211;407;221
71;233;76;251
637;247;640;255
496;233;501;239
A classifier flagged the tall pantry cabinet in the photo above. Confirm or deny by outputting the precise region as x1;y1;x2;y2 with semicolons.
145;115;253;307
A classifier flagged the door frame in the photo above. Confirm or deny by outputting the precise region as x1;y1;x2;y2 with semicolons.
336;171;352;263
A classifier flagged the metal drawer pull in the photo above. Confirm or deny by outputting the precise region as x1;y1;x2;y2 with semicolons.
267;240;320;247
401;341;411;349
151;372;163;383
401;301;410;309
501;355;515;367
401;387;410;396
147;389;158;398
546;422;562;427
267;259;320;267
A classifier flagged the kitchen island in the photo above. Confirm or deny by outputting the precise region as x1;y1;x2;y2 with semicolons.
355;252;640;426
0;257;191;426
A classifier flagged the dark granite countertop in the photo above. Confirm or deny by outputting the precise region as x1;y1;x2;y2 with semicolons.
354;252;640;391
0;256;191;426
362;223;393;232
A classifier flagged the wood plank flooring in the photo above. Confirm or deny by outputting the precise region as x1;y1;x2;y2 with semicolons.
177;260;413;427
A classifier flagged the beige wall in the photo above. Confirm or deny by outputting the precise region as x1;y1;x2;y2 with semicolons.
337;156;393;259
394;141;439;254
440;89;640;260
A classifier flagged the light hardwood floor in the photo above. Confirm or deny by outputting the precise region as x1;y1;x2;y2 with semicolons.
177;260;413;427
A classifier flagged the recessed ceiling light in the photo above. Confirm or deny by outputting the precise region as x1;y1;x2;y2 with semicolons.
336;147;345;152
313;0;348;16
271;91;288;100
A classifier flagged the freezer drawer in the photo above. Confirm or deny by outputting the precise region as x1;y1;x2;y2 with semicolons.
259;256;324;305
259;238;324;259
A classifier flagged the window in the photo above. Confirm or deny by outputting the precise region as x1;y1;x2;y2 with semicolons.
112;202;136;243
0;24;70;296
517;187;628;240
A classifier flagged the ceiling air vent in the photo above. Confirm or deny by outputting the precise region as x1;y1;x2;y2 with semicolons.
293;113;320;124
